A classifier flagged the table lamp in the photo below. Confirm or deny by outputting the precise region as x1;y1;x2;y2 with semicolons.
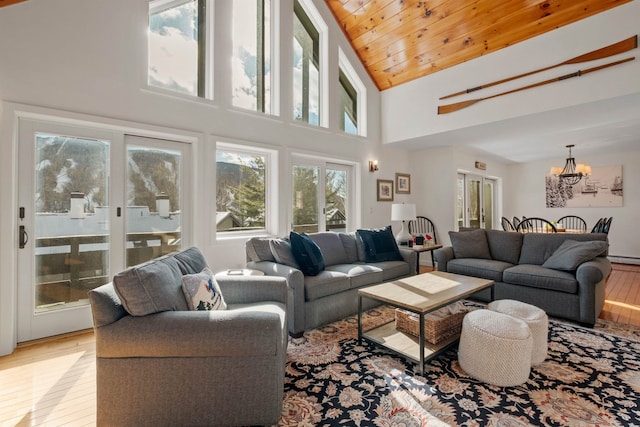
391;203;416;245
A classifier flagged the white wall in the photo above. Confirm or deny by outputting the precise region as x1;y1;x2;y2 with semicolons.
409;146;510;249
505;146;640;261
381;1;640;144
0;0;413;354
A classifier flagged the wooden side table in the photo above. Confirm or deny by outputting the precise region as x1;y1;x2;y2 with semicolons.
411;244;443;274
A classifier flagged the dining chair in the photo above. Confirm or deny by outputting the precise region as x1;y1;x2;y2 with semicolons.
515;217;557;233
601;217;613;234
512;216;521;229
557;215;587;232
501;217;516;231
591;218;606;233
408;216;438;266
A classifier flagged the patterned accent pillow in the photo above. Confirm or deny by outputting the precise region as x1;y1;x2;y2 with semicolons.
181;268;227;311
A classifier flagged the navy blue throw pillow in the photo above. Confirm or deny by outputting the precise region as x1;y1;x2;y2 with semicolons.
356;226;403;263
289;231;325;276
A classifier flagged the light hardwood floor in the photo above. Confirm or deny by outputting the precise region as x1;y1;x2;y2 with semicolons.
1;263;638;426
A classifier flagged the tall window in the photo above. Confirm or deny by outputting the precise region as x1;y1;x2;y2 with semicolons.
339;70;357;134
216;144;274;234
148;0;205;97
338;48;366;136
293;0;320;125
232;0;272;113
292;157;351;233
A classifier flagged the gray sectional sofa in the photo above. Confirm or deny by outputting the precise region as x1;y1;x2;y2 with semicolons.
434;229;611;327
88;247;288;427
246;229;417;336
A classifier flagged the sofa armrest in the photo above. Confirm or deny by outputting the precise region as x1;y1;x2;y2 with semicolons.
576;257;611;286
398;248;417;275
216;275;287;305
95;308;285;358
434;246;455;271
576;257;612;325
247;260;305;335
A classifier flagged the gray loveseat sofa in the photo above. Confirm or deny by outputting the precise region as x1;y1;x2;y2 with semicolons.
246;229;417;336
434;229;611;327
88;247;288;427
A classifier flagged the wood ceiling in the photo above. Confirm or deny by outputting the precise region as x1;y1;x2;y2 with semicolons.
326;0;633;91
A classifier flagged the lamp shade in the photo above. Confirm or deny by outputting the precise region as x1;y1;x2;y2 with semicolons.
391;203;416;221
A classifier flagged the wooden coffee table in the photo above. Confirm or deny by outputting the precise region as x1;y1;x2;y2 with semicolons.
357;271;494;375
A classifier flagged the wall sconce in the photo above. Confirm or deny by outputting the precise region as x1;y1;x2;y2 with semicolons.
369;160;379;172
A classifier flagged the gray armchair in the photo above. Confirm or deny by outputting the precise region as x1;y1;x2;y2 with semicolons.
88;247;288;427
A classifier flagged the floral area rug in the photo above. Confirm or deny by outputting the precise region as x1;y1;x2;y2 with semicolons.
278;305;640;426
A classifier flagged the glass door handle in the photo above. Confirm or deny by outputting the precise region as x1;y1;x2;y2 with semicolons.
19;225;28;249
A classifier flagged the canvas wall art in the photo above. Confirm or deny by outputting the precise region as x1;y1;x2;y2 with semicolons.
546;165;623;208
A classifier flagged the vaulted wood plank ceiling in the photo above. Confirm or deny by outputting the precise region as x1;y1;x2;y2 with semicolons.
326;0;633;91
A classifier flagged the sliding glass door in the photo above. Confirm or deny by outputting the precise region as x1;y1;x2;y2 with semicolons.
17;120;190;342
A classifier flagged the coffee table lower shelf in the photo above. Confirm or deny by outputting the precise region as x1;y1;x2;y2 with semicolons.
360;320;460;372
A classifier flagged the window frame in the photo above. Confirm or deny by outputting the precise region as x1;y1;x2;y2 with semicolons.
148;0;212;99
230;0;278;115
290;153;355;233
338;48;366;136
215;140;278;239
292;0;327;128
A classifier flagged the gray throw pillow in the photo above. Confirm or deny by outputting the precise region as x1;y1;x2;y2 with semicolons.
449;229;491;259
269;238;299;269
542;239;609;271
246;237;276;262
113;254;189;316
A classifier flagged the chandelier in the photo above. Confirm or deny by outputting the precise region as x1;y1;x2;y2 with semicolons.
550;144;592;186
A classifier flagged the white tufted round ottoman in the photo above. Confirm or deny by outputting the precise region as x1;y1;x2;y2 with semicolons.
458;309;533;387
488;299;549;365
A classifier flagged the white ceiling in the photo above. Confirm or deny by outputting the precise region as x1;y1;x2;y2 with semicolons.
391;92;640;164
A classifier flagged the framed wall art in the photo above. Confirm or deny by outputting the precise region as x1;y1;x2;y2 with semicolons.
377;179;394;201
396;173;411;194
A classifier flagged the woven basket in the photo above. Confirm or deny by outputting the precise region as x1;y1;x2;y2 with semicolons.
395;302;468;345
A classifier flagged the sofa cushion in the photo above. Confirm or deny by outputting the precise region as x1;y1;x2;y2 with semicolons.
338;232;360;263
246;237;276;262
368;260;411;281
447;258;514;283
304;271;350;301
269;238;299;269
181;267;227;311
486;230;523;265
542;239;609;271
356;226;403;263
503;264;578;293
325;263;384;288
518;233;608;265
113;249;204;316
290;231;325;276
449;229;491;259
309;232;350;266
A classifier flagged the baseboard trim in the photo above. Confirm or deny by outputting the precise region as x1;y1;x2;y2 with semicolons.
608;256;640;265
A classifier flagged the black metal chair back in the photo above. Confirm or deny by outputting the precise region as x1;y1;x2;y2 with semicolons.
512;216;521;229
515;217;557;233
557;215;587;232
501;217;515;231
408;216;439;269
591;218;606;233
408;216;437;243
601;217;613;234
